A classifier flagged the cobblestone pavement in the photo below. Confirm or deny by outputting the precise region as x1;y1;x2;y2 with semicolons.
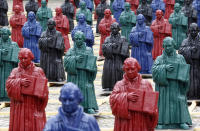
0;0;200;131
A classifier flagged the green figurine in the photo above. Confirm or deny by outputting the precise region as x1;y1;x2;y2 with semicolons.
169;3;188;49
76;1;92;25
119;2;136;44
152;37;192;130
64;31;98;114
0;27;19;101
36;0;53;31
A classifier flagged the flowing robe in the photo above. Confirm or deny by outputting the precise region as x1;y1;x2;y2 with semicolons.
181;4;197;29
13;0;24;12
152;52;192;126
126;0;139;13
36;7;53;31
137;3;152;26
130;24;153;74
119;10;136;44
0;39;19;101
169;12;188;49
10;13;26;48
61;1;75;32
64;44;98;110
39;29;66;82
95;2;110;33
150;18;171;60
71;23;94;48
112;0;124;23
179;35;200;100
163;0;175;19
44;106;100;131
76;8;93;25
102;34;129;90
193;0;200;28
151;0;165;21
6;62;48;131
0;0;8;26
25;0;39;16
54;14;70;52
98;17;116;56
110;74;158;131
22;20;42;63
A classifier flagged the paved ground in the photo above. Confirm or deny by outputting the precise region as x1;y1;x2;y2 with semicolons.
0;0;200;131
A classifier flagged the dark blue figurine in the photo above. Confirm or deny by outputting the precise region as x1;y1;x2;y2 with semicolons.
71;13;94;48
43;82;101;131
192;0;200;29
151;0;165;21
82;0;93;11
22;11;42;63
112;0;124;23
130;14;154;74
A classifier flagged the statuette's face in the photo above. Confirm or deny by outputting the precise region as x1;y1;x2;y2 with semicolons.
124;65;138;79
164;42;174;55
80;2;86;9
14;6;20;13
41;0;47;7
156;11;162;20
78;15;85;24
19;53;32;68
137;17;144;25
142;0;146;4
1;31;9;41
185;0;191;5
60;89;79;114
47;21;55;30
125;4;130;11
104;9;111;18
190;26;198;38
28;12;35;22
75;34;84;47
174;4;181;13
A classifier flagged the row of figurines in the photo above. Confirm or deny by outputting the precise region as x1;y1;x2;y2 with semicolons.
1;0;200;31
1;17;199;98
4;41;194;130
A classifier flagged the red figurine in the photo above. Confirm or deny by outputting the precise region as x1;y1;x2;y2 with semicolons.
13;0;24;12
126;0;139;14
53;7;70;52
6;48;48;131
150;10;172;60
98;9;116;60
110;57;158;131
163;0;175;19
38;0;48;7
10;5;26;48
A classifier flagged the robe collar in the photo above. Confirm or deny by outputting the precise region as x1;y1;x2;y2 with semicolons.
188;33;200;45
123;74;142;89
46;28;57;36
58;106;84;127
18;62;35;73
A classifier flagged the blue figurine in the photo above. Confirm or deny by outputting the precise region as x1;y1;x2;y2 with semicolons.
193;0;200;29
151;0;165;21
43;82;100;131
130;14;154;74
22;11;42;63
71;13;94;48
112;0;124;23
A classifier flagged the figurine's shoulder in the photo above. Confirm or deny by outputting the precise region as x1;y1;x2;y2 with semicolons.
140;79;153;91
181;38;189;46
86;46;93;53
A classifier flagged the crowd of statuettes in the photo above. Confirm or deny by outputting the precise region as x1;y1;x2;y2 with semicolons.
0;0;200;130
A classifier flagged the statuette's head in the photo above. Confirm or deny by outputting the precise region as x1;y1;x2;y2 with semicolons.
156;10;163;20
18;48;34;68
1;27;11;41
104;9;111;18
123;58;141;79
47;19;56;30
74;31;85;47
59;83;83;114
111;22;120;35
